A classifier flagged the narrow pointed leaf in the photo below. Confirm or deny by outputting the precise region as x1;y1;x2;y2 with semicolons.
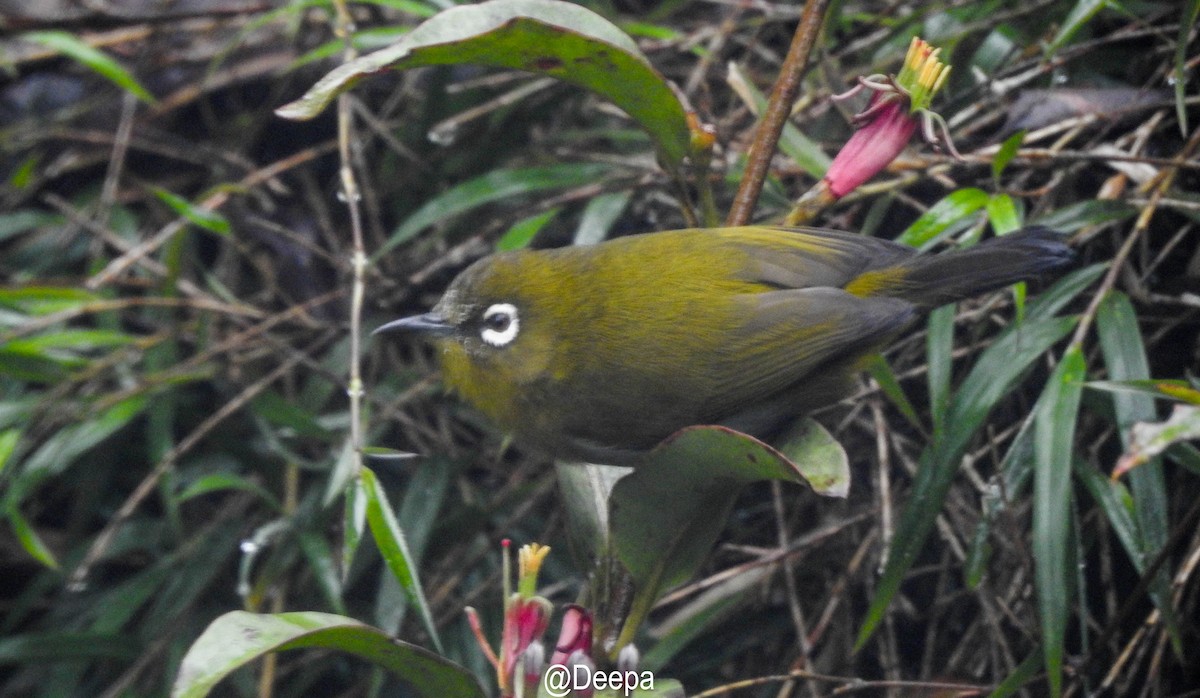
1096;292;1181;655
361;466;442;653
895;188;989;248
857;315;1077;648
22;30;155;103
1033;346;1085;697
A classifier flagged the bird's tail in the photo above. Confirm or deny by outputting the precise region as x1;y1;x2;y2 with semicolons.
846;227;1076;306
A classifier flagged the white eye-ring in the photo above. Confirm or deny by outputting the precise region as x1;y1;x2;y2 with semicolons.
480;303;519;347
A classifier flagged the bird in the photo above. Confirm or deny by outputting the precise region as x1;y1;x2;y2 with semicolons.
375;225;1074;465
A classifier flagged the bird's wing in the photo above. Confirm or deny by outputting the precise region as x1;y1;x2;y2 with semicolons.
699;287;916;421
722;226;918;290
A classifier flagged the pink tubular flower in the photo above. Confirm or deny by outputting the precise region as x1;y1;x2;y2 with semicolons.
823;94;919;197
787;37;957;224
550;604;594;666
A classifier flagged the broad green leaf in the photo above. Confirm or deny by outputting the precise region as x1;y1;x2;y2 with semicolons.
277;0;692;168
775;417;851;498
152;189;231;237
361;466;442;653
378;162;613;257
993;130;1025;181
556;462;630;571
574;191;631;246
609;425;833;646
21;31;155;103
1033;346;1085;697
497;207;560;251
1097;292;1180;654
857;315;1077;648
171;611;483;698
895;188;989;249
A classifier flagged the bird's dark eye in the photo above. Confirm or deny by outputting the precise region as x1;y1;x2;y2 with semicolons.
480;303;520;347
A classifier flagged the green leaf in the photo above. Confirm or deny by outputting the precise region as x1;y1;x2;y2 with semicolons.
11;396;148;501
987;193;1022;235
640;566;771;671
609;425;835;645
894;188;989;249
1086;379;1200;405
1177;0;1200;135
1096;292;1181;654
7;506;59;569
176;473;282;510
1115;405;1200;478
774;418;851;497
725;62;831;178
993;130;1025;181
378;162;613;257
865;354;923;432
152;189;231;237
277;0;692;168
0;211;63;243
1031;199;1135;232
360;466;442;653
497;207;560;251
555;462;630;571
574;191;631;246
1033;346;1085;697
926;304;956;436
170;611;484;698
0;429;18;477
21;31;155;103
0;286;98;315
1047;0;1110;55
857;315;1077;648
343;475;367;581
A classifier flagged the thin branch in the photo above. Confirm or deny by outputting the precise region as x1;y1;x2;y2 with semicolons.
726;0;830;226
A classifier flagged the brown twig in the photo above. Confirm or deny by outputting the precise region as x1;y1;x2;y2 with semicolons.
726;0;830;226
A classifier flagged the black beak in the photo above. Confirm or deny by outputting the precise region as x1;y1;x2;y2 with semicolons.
372;312;455;337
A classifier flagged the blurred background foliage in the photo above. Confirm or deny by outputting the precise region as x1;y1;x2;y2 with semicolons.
1;0;1198;695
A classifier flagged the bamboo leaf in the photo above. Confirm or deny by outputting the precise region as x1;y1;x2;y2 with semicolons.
1033;346;1085;697
360;466;442;653
21;31;155;103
